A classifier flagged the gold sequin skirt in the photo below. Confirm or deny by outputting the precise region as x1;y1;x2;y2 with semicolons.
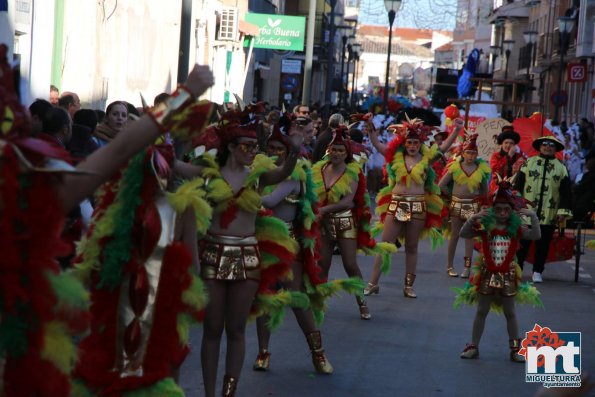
449;196;481;221
321;209;358;240
199;234;261;281
387;194;426;222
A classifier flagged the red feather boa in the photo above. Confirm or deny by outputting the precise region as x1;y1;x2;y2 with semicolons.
354;169;377;250
300;207;324;285
0;144;83;397
74;149;198;395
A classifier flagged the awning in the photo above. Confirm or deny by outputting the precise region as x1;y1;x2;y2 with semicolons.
488;2;529;23
239;20;259;36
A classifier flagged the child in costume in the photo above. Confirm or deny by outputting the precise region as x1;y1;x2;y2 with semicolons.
364;117;460;298
312;126;396;320
439;133;490;278
0;43;213;397
190;112;303;397
454;178;542;362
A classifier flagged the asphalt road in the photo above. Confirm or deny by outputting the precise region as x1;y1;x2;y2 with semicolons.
180;237;595;397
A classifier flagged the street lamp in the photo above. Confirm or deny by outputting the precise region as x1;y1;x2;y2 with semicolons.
489;45;501;74
522;30;538;103
553;16;575;124
502;40;514;119
383;0;402;114
339;33;349;108
337;27;352;108
323;0;338;117
503;39;515;81
351;42;361;108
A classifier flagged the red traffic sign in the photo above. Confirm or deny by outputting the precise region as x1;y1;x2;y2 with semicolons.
551;90;568;107
568;63;587;83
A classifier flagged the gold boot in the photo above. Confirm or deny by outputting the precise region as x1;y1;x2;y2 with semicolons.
356;296;371;320
221;375;238;397
252;349;271;371
363;282;380;296
509;339;525;363
403;273;417;298
305;331;334;374
446;267;458;277
460;256;471;278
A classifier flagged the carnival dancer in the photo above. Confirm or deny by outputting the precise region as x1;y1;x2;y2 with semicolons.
189;114;303;397
454;178;543;362
72;141;212;396
0;41;214;397
312;126;396;319
488;126;526;194
253;119;335;374
439;133;491;278
364;116;460;298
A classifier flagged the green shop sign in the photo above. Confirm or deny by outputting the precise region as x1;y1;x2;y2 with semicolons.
244;13;306;51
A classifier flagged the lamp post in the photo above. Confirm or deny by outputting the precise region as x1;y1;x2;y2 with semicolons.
503;39;515;81
489;45;500;74
351;42;361;108
339;33;348;108
323;0;338;118
502;39;514;118
553;16;574;124
383;0;402;114
522;30;538;103
346;43;353;108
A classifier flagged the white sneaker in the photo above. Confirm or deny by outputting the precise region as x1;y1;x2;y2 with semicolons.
532;272;543;283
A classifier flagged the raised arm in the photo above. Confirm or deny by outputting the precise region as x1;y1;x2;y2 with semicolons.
173;160;204;179
439;119;463;153
460;210;488;238
260;133;303;187
518;208;541;240
56;65;214;213
364;118;388;156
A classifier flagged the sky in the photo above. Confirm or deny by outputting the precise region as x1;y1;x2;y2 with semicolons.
357;0;457;30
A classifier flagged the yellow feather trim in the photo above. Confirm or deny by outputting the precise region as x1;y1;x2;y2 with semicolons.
74;180;125;283
167;178;213;234
200;154;270;214
390;144;439;187
312;160;361;204
445;159;491;193
41;321;77;374
234;188;262;214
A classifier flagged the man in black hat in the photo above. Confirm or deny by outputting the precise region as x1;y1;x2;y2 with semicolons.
489;126;527;194
514;135;572;283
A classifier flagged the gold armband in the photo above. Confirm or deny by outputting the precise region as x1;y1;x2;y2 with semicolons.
148;85;193;131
